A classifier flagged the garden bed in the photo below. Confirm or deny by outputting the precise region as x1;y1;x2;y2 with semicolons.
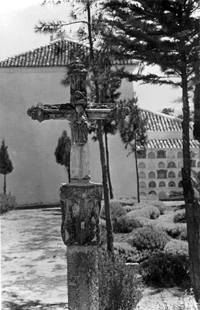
1;202;198;310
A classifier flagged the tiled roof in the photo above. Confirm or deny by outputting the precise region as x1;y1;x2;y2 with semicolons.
140;108;183;132
146;139;200;149
0;39;135;68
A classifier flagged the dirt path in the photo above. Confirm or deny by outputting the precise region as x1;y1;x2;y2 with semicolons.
1;208;67;309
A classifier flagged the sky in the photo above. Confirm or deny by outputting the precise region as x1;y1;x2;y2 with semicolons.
0;0;183;114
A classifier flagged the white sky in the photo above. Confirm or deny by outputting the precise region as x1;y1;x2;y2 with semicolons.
0;0;43;14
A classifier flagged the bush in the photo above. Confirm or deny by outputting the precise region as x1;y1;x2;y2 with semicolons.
99;249;142;310
113;215;142;233
114;242;139;262
0;193;17;214
150;201;166;215
155;222;187;240
123;205;135;213
127;226;170;252
164;240;188;256
173;209;186;223
127;205;160;220
141;251;190;288
114;241;155;263
100;201;126;221
133;217;154;227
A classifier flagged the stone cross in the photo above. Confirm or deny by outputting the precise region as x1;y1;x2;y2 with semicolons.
27;58;119;310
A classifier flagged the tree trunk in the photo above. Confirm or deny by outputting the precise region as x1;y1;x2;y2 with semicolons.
193;46;200;142
181;60;200;303
134;140;140;203
4;174;6;194
104;128;114;199
86;1;113;253
68;166;71;183
97;120;114;253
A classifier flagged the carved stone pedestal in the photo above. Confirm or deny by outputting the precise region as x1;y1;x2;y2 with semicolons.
60;182;102;310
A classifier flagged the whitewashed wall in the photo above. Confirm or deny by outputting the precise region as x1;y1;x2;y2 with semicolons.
0;66;137;204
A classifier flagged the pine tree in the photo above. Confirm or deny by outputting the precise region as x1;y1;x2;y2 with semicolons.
55;130;71;182
118;97;147;203
0;140;13;194
103;0;200;301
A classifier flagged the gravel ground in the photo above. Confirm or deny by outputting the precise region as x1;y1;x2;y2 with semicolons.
1;208;68;309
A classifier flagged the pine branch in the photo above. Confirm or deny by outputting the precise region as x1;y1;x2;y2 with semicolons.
35;20;88;33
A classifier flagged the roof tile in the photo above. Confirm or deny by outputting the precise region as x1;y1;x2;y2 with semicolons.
144;139;200;149
0;39;136;68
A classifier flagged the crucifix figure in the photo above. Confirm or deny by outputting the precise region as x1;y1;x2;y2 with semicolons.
27;57;118;310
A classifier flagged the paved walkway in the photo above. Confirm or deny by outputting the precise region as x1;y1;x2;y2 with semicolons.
1;208;68;309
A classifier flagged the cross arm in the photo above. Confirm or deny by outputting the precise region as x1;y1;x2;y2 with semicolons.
27;102;75;122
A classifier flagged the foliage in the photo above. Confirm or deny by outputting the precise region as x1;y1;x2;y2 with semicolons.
155;222;187;241
161;108;175;116
99;249;142;310
0;140;14;194
114;242;139;262
103;0;199;87
127;226;170;252
113;215;142;233
54;130;71;182
103;0;200;298
133;216;154;228
173;209;186;223
150;201;166;215
164;240;188;256
118;97;147;202
141;252;190;288
123;205;135;213
127;205;160;220
100;201;126;221
0;193;17;214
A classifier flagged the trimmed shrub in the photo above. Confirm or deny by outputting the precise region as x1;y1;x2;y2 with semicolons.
127;206;160;220
127;226;170;252
150;201;166;215
155;222;187;240
123;205;135;213
141;194;159;201
114;242;139;262
179;228;188;241
0;193;17;214
164;240;188;256
173;209;186;223
141;251;190;288
113;215;142;233
134;217;154;227
99;249;142;310
100;201;126;221
118;198;136;206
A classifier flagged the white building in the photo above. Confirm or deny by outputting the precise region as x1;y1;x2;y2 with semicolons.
0;37;199;204
138;109;200;200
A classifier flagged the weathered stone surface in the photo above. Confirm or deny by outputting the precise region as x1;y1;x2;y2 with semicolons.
67;246;99;310
60;183;102;246
70;144;90;181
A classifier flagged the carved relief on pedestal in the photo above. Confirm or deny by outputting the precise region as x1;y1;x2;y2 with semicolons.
60;184;102;246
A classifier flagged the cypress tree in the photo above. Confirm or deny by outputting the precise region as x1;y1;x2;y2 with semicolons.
0;140;13;194
55;130;71;183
